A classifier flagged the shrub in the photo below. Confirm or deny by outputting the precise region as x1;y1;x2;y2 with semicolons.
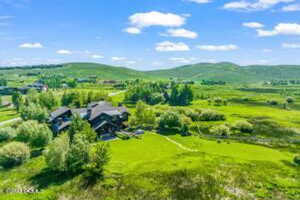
66;134;90;174
210;125;231;136
84;143;110;182
250;118;299;137
267;100;278;105
199;110;225;121
232;121;253;133
44;133;70;172
0;127;17;142
158;111;183;131
20;103;49;123
294;155;300;165
0;142;30;168
17;121;53;147
286;97;294;104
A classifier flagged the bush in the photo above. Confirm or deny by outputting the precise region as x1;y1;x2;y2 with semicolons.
0;127;17;142
210;125;231;136
83;143;110;182
158;111;183;131
267;100;278;105
0;142;30;168
17;121;53;147
199;110;225;121
250;118;299;137
20;103;49;123
232;121;253;134
44;133;70;172
66;134;90;174
286;97;294;104
294;155;300;165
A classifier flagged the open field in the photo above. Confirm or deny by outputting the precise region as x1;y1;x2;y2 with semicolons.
0;133;299;200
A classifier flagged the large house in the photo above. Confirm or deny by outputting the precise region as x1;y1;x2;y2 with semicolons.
49;101;129;136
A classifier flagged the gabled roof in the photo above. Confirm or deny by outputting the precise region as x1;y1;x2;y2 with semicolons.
88;101;128;121
49;107;71;122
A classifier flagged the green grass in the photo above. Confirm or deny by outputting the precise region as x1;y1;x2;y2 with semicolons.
0;107;18;123
167;134;293;163
0;133;299;200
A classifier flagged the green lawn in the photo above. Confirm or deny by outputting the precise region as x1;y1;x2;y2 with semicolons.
0;107;18;123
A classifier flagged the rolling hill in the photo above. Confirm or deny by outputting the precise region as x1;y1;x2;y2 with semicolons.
148;62;300;83
2;62;300;83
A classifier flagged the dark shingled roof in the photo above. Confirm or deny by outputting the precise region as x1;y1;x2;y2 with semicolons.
88;101;128;121
49;107;71;122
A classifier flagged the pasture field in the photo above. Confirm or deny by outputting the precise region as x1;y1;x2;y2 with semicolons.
0;133;299;200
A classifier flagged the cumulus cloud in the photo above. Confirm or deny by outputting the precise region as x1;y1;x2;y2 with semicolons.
129;11;186;28
56;49;73;55
243;22;264;28
257;23;300;37
123;27;141;34
224;0;295;11
186;0;211;4
164;28;198;39
282;4;300;11
156;41;190;52
19;42;43;48
197;44;238;51
112;57;127;61
282;43;300;48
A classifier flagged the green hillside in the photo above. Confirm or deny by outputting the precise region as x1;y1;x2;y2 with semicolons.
0;63;151;80
2;62;300;83
148;62;300;83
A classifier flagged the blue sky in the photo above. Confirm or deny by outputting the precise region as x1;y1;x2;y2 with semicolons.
0;0;300;70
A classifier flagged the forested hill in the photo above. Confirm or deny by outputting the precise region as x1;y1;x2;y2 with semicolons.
147;62;300;83
2;62;300;83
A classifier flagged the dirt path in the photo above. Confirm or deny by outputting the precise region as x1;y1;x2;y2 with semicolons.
151;133;198;152
0;117;21;127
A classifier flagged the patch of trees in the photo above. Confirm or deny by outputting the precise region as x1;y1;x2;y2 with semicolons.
0;78;7;86
129;101;156;130
201;80;226;85
124;81;193;106
265;80;300;86
0;142;30;168
44;116;109;182
0;64;64;71
61;90;108;108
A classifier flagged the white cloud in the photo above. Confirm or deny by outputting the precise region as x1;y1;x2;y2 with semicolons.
112;57;127;61
124;27;141;34
19;42;43;49
282;43;300;48
257;23;300;37
56;49;73;55
256;29;277;36
90;54;103;59
224;0;295;11
243;22;264;28
169;57;196;63
156;41;190;52
186;0;211;4
129;11;186;28
282;4;300;11
197;44;238;51
165;28;198;39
